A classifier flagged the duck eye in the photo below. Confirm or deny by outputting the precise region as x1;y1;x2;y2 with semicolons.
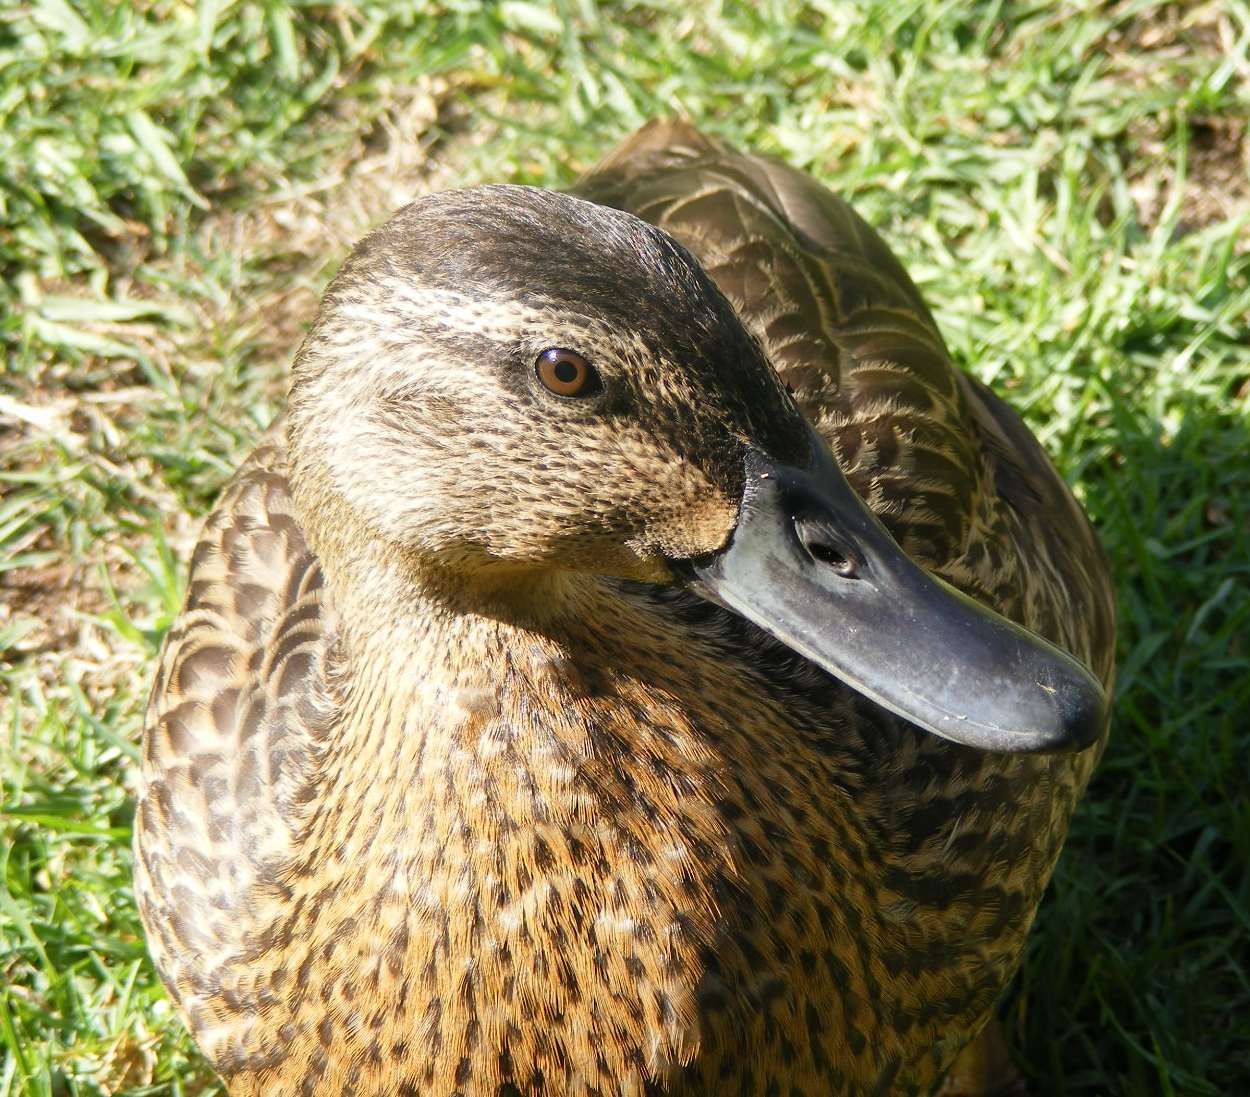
536;348;599;397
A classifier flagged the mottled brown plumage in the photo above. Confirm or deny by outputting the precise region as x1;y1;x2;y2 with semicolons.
134;121;1115;1097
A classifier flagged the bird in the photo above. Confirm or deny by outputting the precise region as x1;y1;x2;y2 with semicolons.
133;119;1116;1097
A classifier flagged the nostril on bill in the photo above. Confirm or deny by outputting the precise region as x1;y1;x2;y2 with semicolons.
793;515;859;578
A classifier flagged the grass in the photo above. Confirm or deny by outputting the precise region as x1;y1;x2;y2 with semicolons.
1;0;1248;1094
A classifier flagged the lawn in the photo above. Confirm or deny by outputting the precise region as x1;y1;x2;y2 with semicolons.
1;1;1248;1094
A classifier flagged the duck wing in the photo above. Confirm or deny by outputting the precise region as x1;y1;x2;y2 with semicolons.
134;423;336;1059
573;120;1114;683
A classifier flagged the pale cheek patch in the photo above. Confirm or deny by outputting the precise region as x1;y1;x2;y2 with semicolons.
645;491;738;560
317;406;451;545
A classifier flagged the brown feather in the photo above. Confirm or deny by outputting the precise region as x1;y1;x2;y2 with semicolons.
136;121;1115;1097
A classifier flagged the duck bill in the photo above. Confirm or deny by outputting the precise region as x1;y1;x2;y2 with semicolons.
686;432;1107;753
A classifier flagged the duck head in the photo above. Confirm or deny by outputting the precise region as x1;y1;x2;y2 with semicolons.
288;185;1106;754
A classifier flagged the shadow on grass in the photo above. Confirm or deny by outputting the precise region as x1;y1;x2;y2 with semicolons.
1010;379;1250;1097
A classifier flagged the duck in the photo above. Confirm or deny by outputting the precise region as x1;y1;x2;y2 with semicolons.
133;119;1116;1097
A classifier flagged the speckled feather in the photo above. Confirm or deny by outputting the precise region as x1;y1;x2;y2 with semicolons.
134;121;1115;1097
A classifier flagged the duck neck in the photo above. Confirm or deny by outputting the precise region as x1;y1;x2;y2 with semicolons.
302;541;639;865
257;532;938;1095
